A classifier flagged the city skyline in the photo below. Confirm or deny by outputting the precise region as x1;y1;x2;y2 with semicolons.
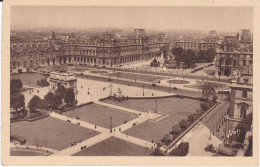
11;6;253;32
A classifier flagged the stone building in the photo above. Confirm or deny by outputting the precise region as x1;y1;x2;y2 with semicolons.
172;36;219;51
10;30;166;69
226;65;252;145
215;34;253;78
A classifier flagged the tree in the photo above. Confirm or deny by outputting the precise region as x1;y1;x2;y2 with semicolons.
186;49;196;68
55;85;66;99
50;95;62;109
151;148;165;156
197;50;207;62
205;48;216;62
170;142;189;156
10;92;25;113
179;119;188;129
161;134;172;146
38;99;48;111
73;99;78;106
28;95;41;112
64;89;75;105
188;114;196;121
40;78;50;87
10;79;23;94
200;102;209;111
201;84;216;101
44;91;54;106
171;125;182;134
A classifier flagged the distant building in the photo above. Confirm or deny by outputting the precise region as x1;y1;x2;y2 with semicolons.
10;30;168;69
48;72;77;92
172;36;219;51
209;30;217;37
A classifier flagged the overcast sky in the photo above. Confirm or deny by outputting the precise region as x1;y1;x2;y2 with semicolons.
11;6;253;32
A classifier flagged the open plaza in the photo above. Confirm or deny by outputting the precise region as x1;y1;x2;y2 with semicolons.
10;64;232;156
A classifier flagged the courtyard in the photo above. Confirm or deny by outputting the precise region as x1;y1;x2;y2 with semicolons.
63;103;138;129
103;97;201;143
11;117;100;151
73;136;153;156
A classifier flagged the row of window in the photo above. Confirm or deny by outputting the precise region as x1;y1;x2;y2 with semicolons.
218;59;253;66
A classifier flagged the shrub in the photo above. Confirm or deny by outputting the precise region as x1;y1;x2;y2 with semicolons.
188;114;196;121
40;78;50;87
151;148;165;156
161;134;172;146
18;69;22;73
200;102;209;111
171;125;182;134
170;142;189;156
179;119;188;129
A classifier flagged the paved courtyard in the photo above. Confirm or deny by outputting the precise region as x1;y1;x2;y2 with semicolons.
11;117;100;151
73;137;153;156
63;104;138;129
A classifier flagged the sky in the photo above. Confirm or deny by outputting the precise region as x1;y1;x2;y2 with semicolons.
11;6;253;32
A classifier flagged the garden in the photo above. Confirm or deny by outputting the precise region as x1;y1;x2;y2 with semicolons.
107;71;163;82
105;97;202;143
63;104;138;129
167;79;190;84
73;137;153;156
10;117;100;151
11;73;47;88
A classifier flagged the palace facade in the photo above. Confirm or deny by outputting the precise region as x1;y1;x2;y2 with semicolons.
215;34;253;78
10;31;166;69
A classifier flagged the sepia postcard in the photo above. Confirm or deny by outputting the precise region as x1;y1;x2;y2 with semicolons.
1;0;260;166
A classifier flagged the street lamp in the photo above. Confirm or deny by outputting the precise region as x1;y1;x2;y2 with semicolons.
143;85;144;96
110;116;112;133
155;100;157;113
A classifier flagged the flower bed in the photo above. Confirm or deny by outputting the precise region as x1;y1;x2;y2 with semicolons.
167;80;190;84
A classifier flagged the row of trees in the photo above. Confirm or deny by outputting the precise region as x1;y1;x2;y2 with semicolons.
10;79;77;121
10;79;25;114
171;47;216;69
152;85;218;156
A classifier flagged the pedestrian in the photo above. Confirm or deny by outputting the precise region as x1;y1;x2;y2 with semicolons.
95;125;97;129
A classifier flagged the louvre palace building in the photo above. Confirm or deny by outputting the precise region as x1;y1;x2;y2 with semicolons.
10;29;167;69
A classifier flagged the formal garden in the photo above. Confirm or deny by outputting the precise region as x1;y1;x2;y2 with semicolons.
73;137;153;156
11;73;47;88
63;104;138;129
10;117;100;151
107;71;163;82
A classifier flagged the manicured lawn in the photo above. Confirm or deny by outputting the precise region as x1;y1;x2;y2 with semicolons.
107;72;163;82
73;137;153;156
10;148;50;156
11;117;99;151
11;73;47;87
63;104;137;129
10;150;45;156
104;97;201;143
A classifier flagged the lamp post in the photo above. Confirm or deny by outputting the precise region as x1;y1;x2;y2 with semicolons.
143;85;144;96
155;100;157;113
110;116;112;133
